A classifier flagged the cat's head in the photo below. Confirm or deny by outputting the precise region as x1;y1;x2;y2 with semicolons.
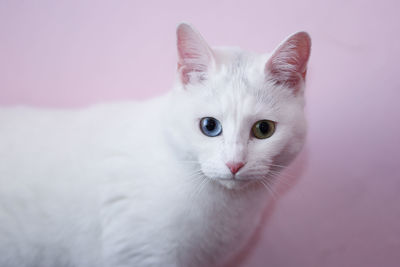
167;23;311;190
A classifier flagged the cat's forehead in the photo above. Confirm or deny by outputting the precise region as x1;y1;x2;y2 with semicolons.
186;48;295;120
199;81;278;124
207;50;280;113
213;48;266;78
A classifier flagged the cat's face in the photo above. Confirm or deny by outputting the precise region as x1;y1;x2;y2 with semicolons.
168;24;311;190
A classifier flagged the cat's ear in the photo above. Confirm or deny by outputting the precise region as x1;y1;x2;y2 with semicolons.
265;31;311;92
176;23;215;85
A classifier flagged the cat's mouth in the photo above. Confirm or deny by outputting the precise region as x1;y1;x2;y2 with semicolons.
197;166;264;190
211;177;256;190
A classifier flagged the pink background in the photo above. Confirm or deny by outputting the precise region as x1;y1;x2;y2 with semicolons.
1;0;399;266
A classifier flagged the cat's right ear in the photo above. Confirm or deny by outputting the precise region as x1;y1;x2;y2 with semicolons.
176;23;215;85
265;31;311;93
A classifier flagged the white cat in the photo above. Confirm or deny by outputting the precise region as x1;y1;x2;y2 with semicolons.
0;23;311;267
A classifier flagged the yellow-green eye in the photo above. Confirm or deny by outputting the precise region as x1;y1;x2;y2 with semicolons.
252;120;276;139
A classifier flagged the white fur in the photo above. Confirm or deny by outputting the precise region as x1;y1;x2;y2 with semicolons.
0;24;310;267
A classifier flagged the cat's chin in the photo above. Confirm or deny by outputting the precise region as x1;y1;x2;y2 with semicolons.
213;178;254;190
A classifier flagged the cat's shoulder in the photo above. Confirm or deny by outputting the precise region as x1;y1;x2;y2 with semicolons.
0;95;166;124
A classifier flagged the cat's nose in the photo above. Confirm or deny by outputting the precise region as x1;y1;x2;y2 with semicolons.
226;161;245;175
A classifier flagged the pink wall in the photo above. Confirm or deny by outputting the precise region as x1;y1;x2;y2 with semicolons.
1;0;399;266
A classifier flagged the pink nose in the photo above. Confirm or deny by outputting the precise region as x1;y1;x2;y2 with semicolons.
226;161;245;175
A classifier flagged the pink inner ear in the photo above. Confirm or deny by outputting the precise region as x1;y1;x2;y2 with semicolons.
176;24;213;85
177;37;209;84
265;32;311;89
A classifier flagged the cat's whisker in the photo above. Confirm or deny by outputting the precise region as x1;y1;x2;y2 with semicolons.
258;179;278;200
268;171;296;182
266;163;288;168
248;161;287;168
190;175;209;201
199;176;210;194
185;169;203;176
264;160;288;167
247;164;285;171
263;176;281;194
274;177;294;187
184;173;205;186
264;171;298;192
176;161;200;164
268;168;294;176
268;175;292;187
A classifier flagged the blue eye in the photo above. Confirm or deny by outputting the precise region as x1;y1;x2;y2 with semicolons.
200;117;222;137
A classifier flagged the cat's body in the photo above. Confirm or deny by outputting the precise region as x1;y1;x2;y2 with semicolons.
0;24;311;267
0;98;267;267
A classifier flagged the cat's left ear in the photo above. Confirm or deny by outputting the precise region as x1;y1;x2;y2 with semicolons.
176;23;215;85
265;32;311;93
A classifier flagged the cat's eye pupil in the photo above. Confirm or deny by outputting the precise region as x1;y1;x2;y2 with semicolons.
200;117;222;137
252;120;275;139
205;119;216;131
259;121;270;134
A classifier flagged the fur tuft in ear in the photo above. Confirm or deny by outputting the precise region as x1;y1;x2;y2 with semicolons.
265;31;311;91
176;23;215;85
